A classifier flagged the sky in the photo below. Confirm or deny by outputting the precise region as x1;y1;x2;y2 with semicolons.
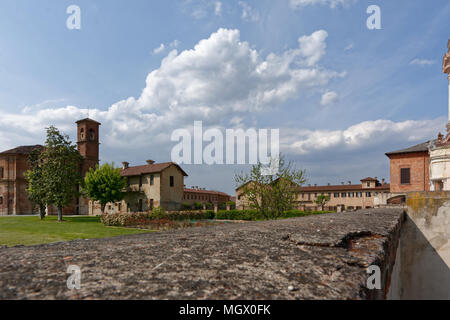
0;0;449;195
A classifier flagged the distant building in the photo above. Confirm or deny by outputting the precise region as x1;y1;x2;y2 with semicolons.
236;178;390;211
0;118;100;216
100;161;188;213
183;187;232;209
297;177;390;211
0;145;44;215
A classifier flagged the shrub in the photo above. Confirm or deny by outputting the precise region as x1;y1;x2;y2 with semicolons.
193;202;204;210
182;203;192;210
215;209;331;221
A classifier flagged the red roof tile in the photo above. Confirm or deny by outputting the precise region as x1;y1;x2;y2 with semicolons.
0;145;44;156
121;162;188;177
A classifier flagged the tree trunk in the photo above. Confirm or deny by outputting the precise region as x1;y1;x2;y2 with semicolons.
58;206;63;222
39;204;46;220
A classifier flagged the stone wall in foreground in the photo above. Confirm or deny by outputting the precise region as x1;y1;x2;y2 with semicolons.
0;209;406;299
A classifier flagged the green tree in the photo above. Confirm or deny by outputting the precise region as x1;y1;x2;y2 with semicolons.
235;155;306;219
24;149;47;220
315;194;330;211
39;126;83;221
83;163;127;213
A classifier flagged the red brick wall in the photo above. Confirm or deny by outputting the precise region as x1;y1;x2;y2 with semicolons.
388;152;430;193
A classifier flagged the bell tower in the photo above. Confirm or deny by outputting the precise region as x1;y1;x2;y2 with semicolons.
76;118;101;176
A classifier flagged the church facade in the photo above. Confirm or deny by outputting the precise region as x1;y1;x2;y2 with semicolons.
0;118;100;216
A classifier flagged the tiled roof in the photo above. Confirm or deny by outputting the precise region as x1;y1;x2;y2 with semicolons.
184;188;230;197
121;162;188;177
360;177;378;182
386;141;431;156
0;145;44;155
76;118;101;125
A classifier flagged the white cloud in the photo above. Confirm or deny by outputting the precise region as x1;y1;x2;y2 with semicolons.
410;58;436;66
282;118;443;155
320;91;338;105
153;43;165;54
290;0;357;9
297;30;328;67
0;28;343;156
214;1;222;16
239;1;260;22
344;43;354;51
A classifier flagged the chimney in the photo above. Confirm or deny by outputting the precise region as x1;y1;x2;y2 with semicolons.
146;160;155;165
308;184;311;187
382;178;385;184
328;183;331;186
314;184;317;187
348;181;351;185
122;162;129;169
341;182;344;185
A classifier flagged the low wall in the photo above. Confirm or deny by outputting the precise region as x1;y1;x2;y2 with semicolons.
388;192;450;299
0;209;405;299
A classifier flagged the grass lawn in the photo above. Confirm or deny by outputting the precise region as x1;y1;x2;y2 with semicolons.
0;216;152;247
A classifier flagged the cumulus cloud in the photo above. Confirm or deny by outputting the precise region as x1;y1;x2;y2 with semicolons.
290;0;357;9
153;43;165;54
214;1;222;16
320;91;338;105
239;1;260;22
410;58;436;66
282;118;443;155
0;28;342;153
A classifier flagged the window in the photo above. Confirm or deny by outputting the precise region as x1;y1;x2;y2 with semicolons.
366;192;372;197
334;193;339;198
0;167;4;179
138;199;143;212
118;203;121;212
366;182;370;187
150;199;154;210
89;128;95;141
400;168;411;185
0;196;3;205
150;175;154;186
341;192;347;198
170;176;174;187
139;175;143;187
80;128;85;140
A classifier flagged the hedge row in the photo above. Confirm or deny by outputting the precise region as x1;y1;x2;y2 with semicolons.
215;209;332;221
100;209;333;227
101;210;215;227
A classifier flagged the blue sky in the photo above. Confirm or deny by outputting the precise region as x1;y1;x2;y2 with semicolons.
0;0;449;194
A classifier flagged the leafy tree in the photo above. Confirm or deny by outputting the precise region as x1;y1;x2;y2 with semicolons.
24;149;47;220
235;155;306;219
39;126;83;221
83;163;127;213
315;194;330;211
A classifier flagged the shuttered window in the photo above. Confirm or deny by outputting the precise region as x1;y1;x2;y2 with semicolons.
400;168;411;184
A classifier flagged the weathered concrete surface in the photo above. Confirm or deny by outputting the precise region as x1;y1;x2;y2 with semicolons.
0;209;404;300
388;193;450;299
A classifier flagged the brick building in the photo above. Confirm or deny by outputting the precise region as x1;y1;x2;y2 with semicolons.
236;178;390;211
385;141;431;194
0;145;44;215
0;118;101;216
183;187;232;209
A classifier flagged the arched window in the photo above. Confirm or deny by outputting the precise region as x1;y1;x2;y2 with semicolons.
89;129;95;141
80;128;85;140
